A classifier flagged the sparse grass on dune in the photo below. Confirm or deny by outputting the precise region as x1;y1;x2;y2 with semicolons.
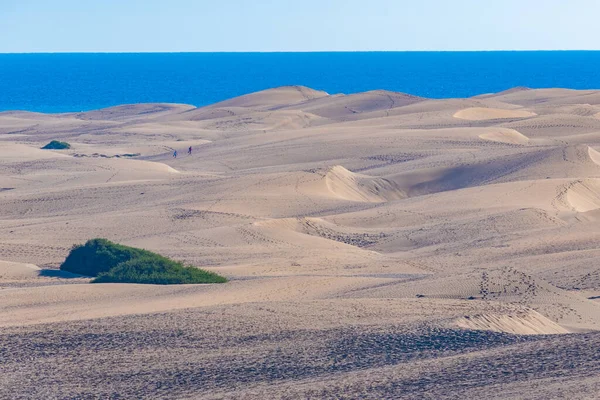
60;238;227;285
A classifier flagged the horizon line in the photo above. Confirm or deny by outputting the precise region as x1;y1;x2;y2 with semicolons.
2;49;600;55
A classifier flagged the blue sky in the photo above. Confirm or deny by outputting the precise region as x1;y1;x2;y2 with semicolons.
2;0;600;52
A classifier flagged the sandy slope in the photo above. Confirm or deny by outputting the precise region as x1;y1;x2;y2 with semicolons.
3;86;600;399
454;107;537;121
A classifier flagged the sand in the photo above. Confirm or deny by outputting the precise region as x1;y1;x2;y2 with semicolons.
454;107;537;121
2;86;600;399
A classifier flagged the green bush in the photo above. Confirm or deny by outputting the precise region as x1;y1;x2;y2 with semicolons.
60;238;147;277
94;257;227;284
42;140;71;150
60;238;227;285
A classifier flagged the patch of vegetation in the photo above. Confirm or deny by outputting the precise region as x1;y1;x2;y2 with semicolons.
60;238;227;285
114;153;140;158
42;140;71;150
94;257;226;284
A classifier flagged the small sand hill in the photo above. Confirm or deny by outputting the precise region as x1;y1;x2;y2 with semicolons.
198;110;325;132
454;107;537;121
479;128;530;145
456;309;569;335
529;145;600;181
560;145;600;167
476;87;532;99
372;153;547;198
319;162;534;202
0;115;53;134
324;166;406;202
369;97;516;119
74;103;196;121
544;91;600;106
533;104;600;117
444;145;600;185
255;216;396;251
0;110;56;119
110;121;215;142
78;158;180;183
0;260;42;280
494;86;533;95
480;88;591;106
0;143;71;161
566;179;600;212
207;86;329;110
0;114;116;139
314;157;547;203
0;111;79;126
163;106;252;122
0;260;83;288
283;90;426;120
346;266;600;329
501;113;600;137
589;146;600;165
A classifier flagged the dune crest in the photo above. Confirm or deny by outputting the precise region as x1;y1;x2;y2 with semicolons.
566;179;600;212
282;90;426;120
589;146;600;165
208;86;329;110
479;128;530;145
324;166;406;202
75;103;195;121
454;107;537;121
456;310;569;335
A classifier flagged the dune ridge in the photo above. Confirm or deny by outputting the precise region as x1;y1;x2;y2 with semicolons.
479;128;530;145
324;165;406;202
566;179;600;212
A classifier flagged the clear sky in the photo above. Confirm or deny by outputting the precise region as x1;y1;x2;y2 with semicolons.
2;0;600;52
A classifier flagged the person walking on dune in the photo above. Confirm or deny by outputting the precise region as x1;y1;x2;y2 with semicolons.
173;150;177;158
188;146;192;156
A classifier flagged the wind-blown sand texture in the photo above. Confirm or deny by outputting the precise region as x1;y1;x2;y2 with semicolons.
2;85;600;399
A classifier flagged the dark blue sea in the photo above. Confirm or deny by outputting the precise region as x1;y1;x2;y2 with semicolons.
1;52;600;113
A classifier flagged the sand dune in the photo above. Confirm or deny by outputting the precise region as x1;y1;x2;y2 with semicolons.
324;165;406;202
207;86;329;110
566;179;600;212
475;87;532;99
589;146;600;164
0;143;72;160
194;109;325;132
500;113;600;137
0;260;85;289
282;90;426;120
533;104;600;117
73;103;195;121
0;260;43;280
456;309;569;335
480;88;594;106
4;86;600;398
454;107;537;121
479;128;530;145
164;106;253;122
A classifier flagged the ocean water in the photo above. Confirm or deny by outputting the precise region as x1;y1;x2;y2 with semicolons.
1;52;600;113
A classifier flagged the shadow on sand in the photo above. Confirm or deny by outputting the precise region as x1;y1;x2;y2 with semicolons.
38;269;87;279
